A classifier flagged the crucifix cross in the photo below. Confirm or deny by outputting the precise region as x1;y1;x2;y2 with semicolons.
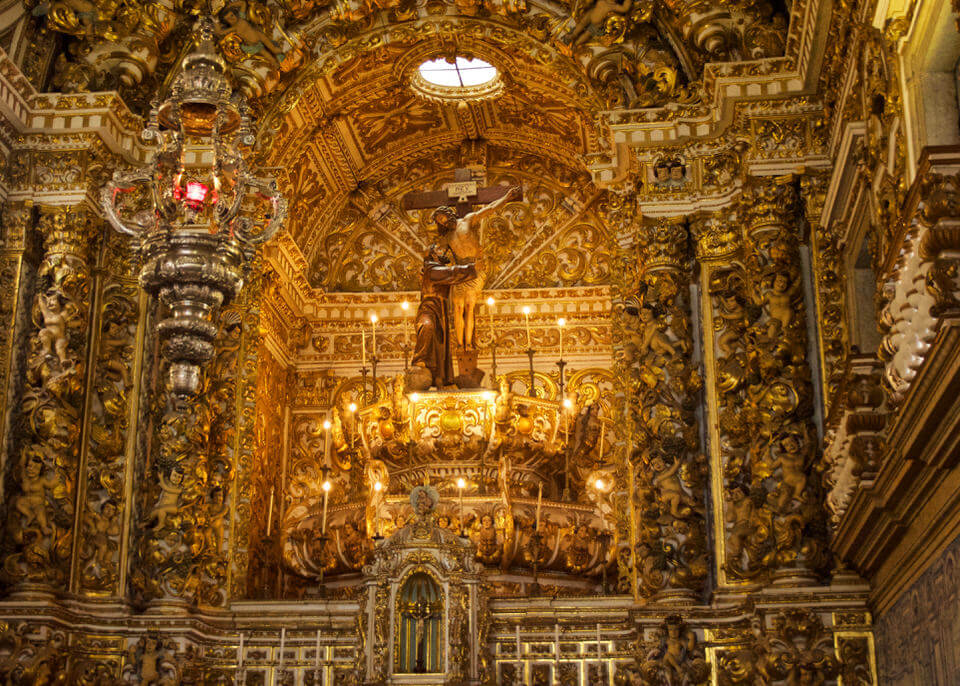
402;167;512;218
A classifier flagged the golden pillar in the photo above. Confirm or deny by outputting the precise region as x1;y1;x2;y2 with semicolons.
1;206;94;589
697;178;828;587
0;203;33;482
71;228;147;597
628;218;707;600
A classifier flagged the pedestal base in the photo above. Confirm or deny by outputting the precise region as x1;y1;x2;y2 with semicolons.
454;348;485;388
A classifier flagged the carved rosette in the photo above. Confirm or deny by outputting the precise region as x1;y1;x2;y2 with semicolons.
738;177;826;580
627;219;707;600
2;206;93;588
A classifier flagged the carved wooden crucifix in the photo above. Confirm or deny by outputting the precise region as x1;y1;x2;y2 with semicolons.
402;167;513;217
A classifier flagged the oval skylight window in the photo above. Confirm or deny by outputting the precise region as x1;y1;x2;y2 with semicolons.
418;57;498;88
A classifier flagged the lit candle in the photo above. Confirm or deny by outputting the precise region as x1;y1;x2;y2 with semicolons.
321;480;331;534
361;328;366;368
266;491;274;537
457;477;466;533
409;393;418;438
597;623;602;663
535;482;542;531
522;306;532;349
486;296;495;346
315;628;321;671
373;480;383;536
278;627;286;675
349;402;357;449
557;317;565;359
598;419;605;460
401;301;411;347
370;312;378;354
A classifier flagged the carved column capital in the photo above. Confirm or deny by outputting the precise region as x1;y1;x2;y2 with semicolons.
741;174;800;238
690;212;739;262
37;205;95;259
638;217;689;275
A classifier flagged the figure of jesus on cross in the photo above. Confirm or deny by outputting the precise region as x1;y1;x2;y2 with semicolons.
404;170;522;352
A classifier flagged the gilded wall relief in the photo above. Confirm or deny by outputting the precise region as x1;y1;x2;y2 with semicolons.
2;207;92;588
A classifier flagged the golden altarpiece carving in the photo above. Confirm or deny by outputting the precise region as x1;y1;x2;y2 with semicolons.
10;0;960;682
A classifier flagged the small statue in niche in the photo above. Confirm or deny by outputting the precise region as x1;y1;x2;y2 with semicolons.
364;459;389;537
725;483;758;565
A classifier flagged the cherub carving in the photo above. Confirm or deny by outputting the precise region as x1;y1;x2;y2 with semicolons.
215;1;283;70
627;303;677;361
85;499;120;574
650;453;690;519
37;292;71;367
15;451;60;535
763;269;801;334
148;467;185;530
474;512;502;564
771;430;809;512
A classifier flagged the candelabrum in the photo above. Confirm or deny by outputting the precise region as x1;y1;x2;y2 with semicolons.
101;17;285;399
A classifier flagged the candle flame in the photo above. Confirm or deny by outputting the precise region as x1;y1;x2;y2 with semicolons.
373;481;383;492
401;300;409;310
348;402;357;413
323;420;331;431
322;480;331;492
457;477;466;489
522;306;531;315
486;296;495;306
557;317;566;327
370;313;378;323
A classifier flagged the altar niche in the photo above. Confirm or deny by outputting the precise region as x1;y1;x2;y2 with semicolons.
359;494;483;685
397;571;443;673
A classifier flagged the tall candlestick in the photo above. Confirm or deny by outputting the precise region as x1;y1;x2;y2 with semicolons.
596;623;602;663
554;623;560;665
523;306;532;349
323;417;331;467
266;491;274;537
361;328;366;368
457;478;465;535
321;480;331;534
370;312;378;353
535;482;542;530
516;625;522;676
